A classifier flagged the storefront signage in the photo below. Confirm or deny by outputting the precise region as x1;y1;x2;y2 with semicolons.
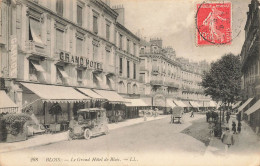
9;36;18;78
59;52;102;70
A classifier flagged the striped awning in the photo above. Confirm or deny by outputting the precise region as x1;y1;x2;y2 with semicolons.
77;88;105;101
189;101;200;107
125;99;148;107
166;99;176;108
21;83;90;103
93;89;126;104
238;98;254;113
245;99;260;115
173;100;187;107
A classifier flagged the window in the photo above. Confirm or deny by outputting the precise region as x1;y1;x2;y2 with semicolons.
106;24;110;41
127;39;130;53
56;29;64;50
77;5;83;26
29;18;43;44
93;15;98;34
127;60;130;78
56;0;63;16
119;57;123;75
133;43;136;55
133;63;136;79
76;38;83;57
77;70;83;82
119;34;123;49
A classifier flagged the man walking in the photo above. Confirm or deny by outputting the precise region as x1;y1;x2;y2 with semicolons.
190;110;194;118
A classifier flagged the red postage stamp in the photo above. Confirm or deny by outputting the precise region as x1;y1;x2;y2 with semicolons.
196;2;232;46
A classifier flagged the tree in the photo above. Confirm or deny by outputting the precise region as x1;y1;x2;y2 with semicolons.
201;53;241;109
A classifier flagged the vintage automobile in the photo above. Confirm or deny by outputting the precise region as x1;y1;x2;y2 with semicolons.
68;108;109;140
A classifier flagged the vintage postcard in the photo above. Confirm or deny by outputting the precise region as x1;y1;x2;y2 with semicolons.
0;0;259;165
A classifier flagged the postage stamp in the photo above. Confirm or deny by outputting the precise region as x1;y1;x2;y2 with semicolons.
196;2;232;46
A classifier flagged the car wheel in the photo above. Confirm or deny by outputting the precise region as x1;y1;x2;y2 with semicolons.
84;128;92;140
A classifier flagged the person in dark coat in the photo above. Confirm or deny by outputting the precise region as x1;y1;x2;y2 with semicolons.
232;121;237;134
237;121;242;133
206;111;209;122
226;113;230;123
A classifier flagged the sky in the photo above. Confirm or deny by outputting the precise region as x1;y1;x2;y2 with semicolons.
110;0;251;63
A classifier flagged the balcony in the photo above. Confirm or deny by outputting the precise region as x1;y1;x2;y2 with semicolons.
150;77;164;86
25;40;47;58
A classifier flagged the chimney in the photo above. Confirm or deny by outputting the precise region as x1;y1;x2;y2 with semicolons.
113;5;125;26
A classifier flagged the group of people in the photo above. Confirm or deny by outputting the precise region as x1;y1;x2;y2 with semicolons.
143;108;159;121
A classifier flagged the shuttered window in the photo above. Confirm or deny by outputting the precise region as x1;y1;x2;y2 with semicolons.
29;18;43;44
127;39;130;53
119;34;123;49
56;29;64;50
77;5;82;26
56;0;63;16
133;63;136;79
119;57;123;75
127;60;130;78
93;16;98;34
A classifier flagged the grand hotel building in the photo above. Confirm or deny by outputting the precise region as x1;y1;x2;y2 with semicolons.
0;0;141;125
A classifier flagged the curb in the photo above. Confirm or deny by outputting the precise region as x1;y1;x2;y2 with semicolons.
0;116;169;153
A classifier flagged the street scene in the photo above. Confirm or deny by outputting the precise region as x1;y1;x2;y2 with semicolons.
0;0;260;165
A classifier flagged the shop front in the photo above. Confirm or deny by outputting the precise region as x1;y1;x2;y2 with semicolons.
20;83;90;132
125;99;148;118
93;89;126;123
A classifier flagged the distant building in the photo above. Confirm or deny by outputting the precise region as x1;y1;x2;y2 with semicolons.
139;38;211;111
240;0;260;131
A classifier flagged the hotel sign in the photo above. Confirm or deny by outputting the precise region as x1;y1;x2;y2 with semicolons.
59;52;102;70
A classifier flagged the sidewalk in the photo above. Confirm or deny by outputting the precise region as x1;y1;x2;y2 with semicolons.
204;119;260;157
0;115;167;153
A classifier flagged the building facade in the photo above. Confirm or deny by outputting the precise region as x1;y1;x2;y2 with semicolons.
0;0;141;124
240;0;260;131
139;38;211;109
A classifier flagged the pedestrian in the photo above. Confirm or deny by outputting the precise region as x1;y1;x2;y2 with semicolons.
206;111;209;122
190;110;194;117
232;121;237;134
226;113;230;124
221;127;234;154
237;121;242;133
144;111;147;121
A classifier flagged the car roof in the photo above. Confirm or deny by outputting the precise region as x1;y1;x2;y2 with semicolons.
78;108;106;113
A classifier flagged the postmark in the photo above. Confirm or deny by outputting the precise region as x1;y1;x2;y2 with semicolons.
196;2;232;45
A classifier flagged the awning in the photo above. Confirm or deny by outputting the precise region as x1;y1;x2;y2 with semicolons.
203;101;210;107
238;98;254;113
182;101;192;107
125;99;148;107
189;101;200;107
166;99;176;108
0;91;18;113
141;98;152;106
93;89;126;104
21;83;90;103
77;88;105;101
245;99;260;115
31;61;45;72
232;101;242;109
209;101;217;107
173;100;186;107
